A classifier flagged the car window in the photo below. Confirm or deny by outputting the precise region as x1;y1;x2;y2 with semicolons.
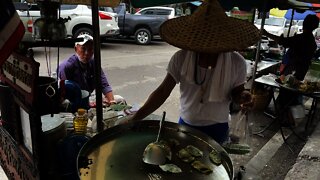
175;8;183;16
297;21;304;26
113;4;125;14
99;7;114;13
60;5;77;10
140;10;154;15
285;20;297;27
28;4;40;11
156;9;171;15
256;17;285;27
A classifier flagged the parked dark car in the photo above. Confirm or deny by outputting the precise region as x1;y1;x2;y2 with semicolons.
114;3;168;45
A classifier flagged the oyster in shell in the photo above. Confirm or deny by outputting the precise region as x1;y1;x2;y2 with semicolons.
185;145;203;157
177;148;195;163
159;164;182;173
209;149;222;165
191;160;213;174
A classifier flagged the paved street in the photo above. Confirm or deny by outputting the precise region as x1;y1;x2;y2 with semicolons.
33;39;181;121
1;39;319;179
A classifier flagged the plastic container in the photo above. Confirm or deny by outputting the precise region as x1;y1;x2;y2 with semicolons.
73;109;88;134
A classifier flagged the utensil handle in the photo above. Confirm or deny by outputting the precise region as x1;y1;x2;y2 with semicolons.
156;111;166;142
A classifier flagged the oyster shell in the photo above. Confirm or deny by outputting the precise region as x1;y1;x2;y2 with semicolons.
191;160;213;174
209;149;222;165
177;148;195;163
185;145;203;157
159;164;182;173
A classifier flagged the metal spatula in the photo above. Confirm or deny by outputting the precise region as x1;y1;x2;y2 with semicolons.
142;111;167;165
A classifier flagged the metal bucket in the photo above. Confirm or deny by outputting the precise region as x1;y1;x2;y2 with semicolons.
80;90;90;110
36;76;59;115
41;114;67;179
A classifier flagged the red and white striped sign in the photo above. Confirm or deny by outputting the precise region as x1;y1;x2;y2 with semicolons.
0;0;25;66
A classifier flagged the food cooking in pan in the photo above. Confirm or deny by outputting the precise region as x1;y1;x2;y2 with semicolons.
209;149;222;165
185;145;204;157
159;164;182;173
191;161;213;174
177;148;195;163
152;141;225;175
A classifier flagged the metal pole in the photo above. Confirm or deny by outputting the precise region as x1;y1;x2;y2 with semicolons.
286;9;295;37
251;10;267;92
91;0;103;133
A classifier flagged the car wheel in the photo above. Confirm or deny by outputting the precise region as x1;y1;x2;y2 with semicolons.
74;27;93;38
134;28;151;45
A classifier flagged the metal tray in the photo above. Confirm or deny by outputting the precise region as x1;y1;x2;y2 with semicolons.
77;120;233;180
279;83;320;97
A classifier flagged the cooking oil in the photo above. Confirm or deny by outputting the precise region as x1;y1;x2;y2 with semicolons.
73;108;88;134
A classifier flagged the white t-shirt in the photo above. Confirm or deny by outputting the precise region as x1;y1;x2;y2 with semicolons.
167;50;247;126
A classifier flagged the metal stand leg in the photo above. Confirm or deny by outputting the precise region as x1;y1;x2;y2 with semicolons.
253;89;277;136
305;98;318;132
279;126;294;153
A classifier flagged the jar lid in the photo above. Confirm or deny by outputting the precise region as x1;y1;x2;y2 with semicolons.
78;108;86;115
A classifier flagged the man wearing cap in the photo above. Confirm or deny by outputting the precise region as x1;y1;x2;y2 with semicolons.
58;34;115;111
128;0;260;144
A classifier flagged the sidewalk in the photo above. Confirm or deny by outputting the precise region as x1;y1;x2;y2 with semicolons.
0;165;7;180
285;120;320;180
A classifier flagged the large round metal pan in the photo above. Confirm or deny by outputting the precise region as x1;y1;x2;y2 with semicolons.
77;120;233;180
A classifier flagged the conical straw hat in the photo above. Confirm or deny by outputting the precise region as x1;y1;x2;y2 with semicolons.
160;0;260;54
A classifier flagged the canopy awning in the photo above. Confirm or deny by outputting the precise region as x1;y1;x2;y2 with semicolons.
25;0;320;12
128;0;320;12
128;0;286;10
26;0;121;7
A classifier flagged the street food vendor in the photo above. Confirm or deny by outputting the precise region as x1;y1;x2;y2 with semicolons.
58;34;115;112
263;14;319;82
263;15;319;126
128;0;260;144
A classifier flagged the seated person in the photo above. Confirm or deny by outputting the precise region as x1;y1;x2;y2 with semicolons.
58;34;115;112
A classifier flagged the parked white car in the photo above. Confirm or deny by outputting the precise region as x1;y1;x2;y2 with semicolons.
255;16;299;37
135;6;176;19
296;20;304;34
60;4;119;38
16;3;119;42
16;3;40;42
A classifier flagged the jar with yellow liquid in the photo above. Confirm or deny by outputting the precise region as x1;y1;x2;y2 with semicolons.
73;108;88;134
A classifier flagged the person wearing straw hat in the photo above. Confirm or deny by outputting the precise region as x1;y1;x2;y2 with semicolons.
128;0;260;144
58;34;115;112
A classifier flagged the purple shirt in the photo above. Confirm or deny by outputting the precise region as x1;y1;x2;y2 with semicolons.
58;54;112;95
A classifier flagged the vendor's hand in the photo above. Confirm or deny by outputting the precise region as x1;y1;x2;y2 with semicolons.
118;114;135;125
103;98;116;106
239;91;254;111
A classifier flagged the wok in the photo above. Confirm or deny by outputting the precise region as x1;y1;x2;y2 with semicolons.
77;120;233;180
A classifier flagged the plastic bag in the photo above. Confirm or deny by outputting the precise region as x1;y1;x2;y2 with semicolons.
229;111;250;145
226;111;252;155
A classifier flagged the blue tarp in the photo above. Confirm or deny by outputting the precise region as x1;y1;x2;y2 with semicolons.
190;1;202;6
284;9;316;20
